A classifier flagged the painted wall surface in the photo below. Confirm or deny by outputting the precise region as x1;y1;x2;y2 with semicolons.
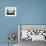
0;0;46;44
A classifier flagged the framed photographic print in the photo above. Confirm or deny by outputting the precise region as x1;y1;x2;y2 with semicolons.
18;24;46;42
5;7;16;16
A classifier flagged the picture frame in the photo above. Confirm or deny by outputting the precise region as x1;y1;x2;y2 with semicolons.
5;7;16;16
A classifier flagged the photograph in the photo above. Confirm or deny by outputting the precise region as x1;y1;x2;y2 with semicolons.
5;7;16;16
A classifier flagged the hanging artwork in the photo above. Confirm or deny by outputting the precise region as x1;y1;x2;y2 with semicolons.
5;7;16;16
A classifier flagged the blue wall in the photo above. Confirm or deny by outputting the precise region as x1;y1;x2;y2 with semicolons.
0;0;46;44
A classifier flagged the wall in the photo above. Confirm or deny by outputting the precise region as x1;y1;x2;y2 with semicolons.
0;0;46;44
